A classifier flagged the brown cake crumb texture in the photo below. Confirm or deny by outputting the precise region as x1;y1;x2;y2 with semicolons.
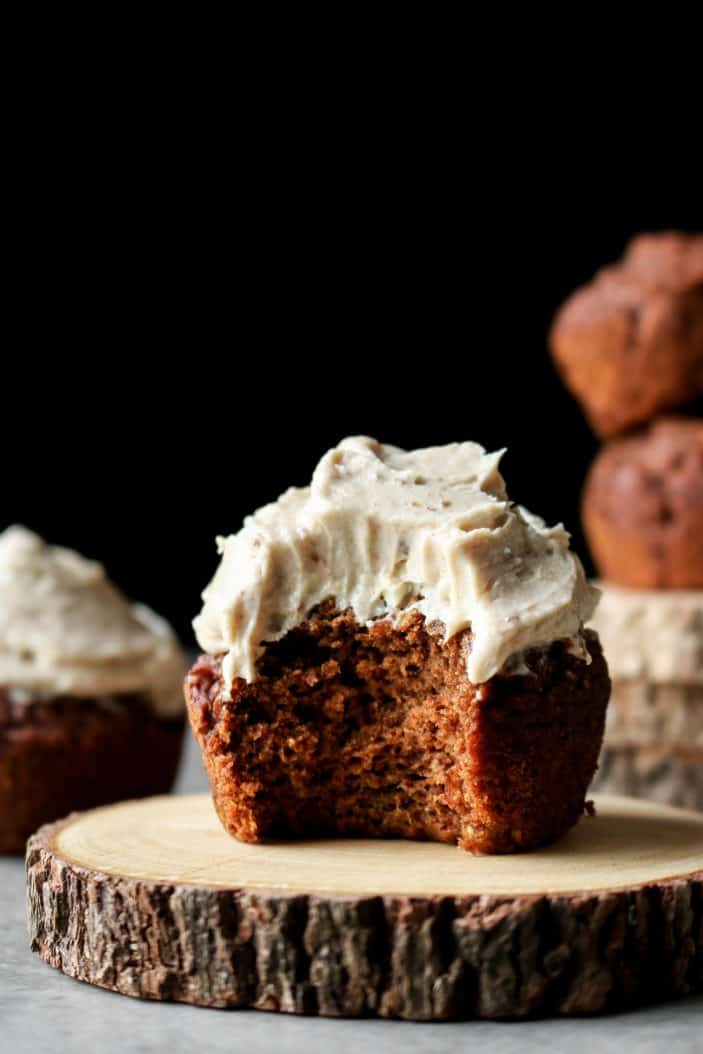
550;232;703;438
186;604;610;854
583;416;703;588
0;693;184;853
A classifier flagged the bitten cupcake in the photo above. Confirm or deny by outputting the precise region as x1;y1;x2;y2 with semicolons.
0;526;186;852
187;437;609;855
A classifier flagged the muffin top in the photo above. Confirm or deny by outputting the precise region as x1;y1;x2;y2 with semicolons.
556;231;703;329
195;436;597;687
0;526;185;715
582;417;703;589
624;231;703;288
550;232;703;437
585;417;703;532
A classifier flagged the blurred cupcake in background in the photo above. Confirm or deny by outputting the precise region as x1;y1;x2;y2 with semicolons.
550;232;703;438
0;526;186;852
551;231;703;810
583;420;703;807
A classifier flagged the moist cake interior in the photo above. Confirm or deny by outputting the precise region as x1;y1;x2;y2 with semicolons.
187;603;609;854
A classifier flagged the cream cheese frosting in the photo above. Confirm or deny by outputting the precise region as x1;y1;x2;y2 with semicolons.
195;436;598;690
0;526;185;716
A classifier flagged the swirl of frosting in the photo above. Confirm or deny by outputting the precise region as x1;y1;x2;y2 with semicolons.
0;526;184;716
195;437;598;691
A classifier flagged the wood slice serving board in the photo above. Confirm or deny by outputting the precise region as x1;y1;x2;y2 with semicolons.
27;793;703;1020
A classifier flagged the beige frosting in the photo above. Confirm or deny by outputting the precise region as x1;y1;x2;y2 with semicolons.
195;437;597;690
0;526;185;716
590;581;703;685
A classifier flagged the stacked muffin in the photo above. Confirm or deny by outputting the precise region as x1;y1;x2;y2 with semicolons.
550;231;703;808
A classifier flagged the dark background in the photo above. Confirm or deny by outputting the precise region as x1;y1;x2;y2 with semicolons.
4;136;701;645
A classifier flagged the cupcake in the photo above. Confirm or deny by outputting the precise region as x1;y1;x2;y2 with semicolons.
582;417;703;589
0;526;186;852
186;437;609;854
550;232;703;438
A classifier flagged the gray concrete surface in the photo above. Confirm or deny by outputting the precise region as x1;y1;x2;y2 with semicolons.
2;733;701;1053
